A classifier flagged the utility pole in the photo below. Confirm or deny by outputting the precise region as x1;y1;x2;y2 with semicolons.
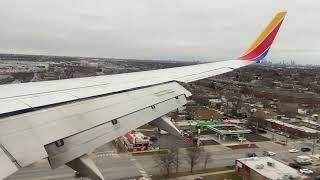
197;128;201;147
285;125;288;145
272;134;275;141
312;136;316;155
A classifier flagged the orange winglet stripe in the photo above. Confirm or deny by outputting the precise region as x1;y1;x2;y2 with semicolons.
245;12;286;55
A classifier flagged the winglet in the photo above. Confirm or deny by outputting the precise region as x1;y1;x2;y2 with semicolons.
238;11;286;62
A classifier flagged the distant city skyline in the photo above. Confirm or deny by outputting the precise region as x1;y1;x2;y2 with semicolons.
1;0;319;64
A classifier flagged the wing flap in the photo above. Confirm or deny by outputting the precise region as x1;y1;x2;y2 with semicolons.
45;93;187;169
0;145;19;179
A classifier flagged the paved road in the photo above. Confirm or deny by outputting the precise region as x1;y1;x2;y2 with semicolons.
172;170;235;180
6;153;143;180
6;140;320;180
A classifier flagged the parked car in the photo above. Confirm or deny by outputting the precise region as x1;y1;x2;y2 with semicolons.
246;152;257;157
238;137;247;142
263;151;276;156
299;168;313;175
288;149;299;153
193;177;204;180
288;163;301;169
159;130;169;135
301;147;311;152
311;154;320;159
314;175;320;180
296;155;312;165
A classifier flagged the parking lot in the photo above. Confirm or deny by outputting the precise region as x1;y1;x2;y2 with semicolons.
244;133;270;142
142;130;193;149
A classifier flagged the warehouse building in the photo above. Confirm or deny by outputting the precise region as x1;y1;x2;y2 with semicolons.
236;157;309;180
265;118;319;138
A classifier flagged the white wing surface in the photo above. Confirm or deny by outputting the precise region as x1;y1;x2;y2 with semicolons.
0;60;250;115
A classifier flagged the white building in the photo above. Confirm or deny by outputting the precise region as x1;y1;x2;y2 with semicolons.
236;157;309;180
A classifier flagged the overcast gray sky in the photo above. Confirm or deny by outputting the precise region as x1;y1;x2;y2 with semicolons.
0;0;319;64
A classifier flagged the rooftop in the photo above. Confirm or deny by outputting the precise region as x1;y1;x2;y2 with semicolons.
302;119;320;127
191;109;225;120
266;118;319;134
236;157;307;180
208;124;251;135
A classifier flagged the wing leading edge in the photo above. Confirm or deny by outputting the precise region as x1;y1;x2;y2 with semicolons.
0;11;286;179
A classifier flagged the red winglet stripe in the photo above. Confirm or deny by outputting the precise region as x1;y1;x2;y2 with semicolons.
238;19;284;60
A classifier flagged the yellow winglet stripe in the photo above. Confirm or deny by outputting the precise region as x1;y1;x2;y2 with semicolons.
246;11;286;54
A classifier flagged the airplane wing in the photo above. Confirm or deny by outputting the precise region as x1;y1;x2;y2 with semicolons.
0;12;286;180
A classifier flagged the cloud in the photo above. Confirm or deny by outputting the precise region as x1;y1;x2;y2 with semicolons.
0;0;319;64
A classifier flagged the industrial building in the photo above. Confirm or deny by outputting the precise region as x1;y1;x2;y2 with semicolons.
264;119;319;138
236;157;309;180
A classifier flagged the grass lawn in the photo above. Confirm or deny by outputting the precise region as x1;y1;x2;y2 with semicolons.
152;166;236;179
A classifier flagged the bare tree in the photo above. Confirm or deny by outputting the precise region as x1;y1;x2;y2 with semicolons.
253;109;266;132
185;146;202;173
155;147;179;178
203;151;212;169
192;96;210;106
171;147;180;174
